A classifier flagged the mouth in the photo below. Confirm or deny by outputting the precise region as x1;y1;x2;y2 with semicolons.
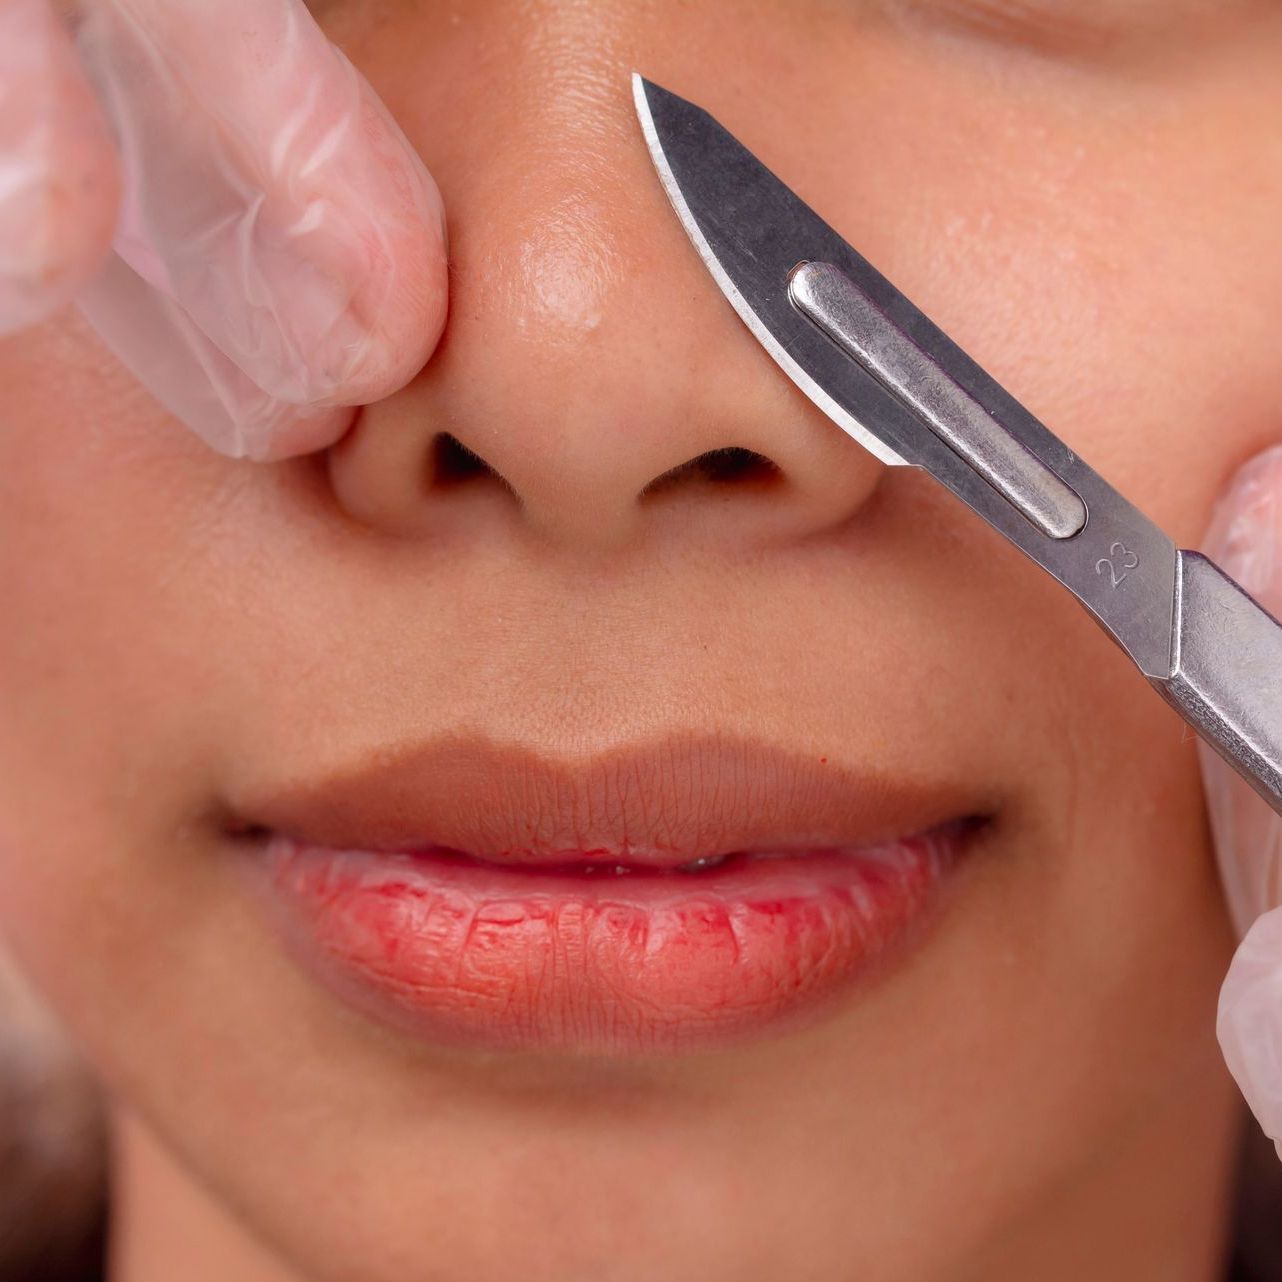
226;734;991;1056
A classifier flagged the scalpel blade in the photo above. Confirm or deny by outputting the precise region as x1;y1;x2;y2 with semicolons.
632;73;1175;679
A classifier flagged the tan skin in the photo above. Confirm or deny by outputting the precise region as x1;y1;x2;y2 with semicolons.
1;1;1280;1278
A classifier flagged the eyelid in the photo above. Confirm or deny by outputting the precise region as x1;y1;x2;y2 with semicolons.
913;0;1133;47
884;0;1258;60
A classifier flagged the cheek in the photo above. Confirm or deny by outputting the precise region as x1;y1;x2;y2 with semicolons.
0;314;239;1009
773;27;1282;546
0;323;206;769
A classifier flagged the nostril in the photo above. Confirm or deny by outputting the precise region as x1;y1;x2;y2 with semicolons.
430;433;502;489
641;447;783;499
693;447;781;485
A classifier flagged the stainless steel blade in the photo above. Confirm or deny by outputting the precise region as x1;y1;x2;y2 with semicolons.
633;74;1177;679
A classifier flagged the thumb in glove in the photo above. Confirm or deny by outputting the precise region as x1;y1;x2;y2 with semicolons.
1200;443;1282;1161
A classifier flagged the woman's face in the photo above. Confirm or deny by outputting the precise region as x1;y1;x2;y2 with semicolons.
2;2;1279;1279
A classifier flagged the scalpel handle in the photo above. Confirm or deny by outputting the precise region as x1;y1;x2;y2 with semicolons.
1152;551;1282;815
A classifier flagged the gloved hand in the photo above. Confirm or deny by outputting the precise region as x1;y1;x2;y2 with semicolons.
1200;443;1282;1162
0;0;447;460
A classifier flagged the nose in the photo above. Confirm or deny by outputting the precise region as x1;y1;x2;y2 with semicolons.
326;37;885;554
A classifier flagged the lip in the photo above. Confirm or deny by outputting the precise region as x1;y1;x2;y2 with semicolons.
228;734;989;1055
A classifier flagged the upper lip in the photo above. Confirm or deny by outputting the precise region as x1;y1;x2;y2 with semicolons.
227;732;987;868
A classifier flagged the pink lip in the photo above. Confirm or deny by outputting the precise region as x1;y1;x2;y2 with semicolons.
229;735;988;1056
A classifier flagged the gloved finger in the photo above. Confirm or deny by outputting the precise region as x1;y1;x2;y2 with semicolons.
73;0;448;460
0;0;119;335
1197;444;1282;937
78;250;348;460
1199;443;1282;1159
1217;906;1282;1161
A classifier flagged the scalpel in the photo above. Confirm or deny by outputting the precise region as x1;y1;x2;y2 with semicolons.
632;74;1282;817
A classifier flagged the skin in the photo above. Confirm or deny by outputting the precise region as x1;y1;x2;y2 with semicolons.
1;0;1281;1278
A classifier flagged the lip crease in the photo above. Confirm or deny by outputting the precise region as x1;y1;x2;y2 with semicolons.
228;734;989;1056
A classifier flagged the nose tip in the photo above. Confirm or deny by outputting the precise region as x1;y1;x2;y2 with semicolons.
325;71;887;555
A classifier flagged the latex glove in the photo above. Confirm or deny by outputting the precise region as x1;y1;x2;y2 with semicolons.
0;0;447;460
0;0;118;332
1200;443;1282;1162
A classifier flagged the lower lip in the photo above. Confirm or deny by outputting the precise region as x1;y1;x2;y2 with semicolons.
247;828;974;1056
